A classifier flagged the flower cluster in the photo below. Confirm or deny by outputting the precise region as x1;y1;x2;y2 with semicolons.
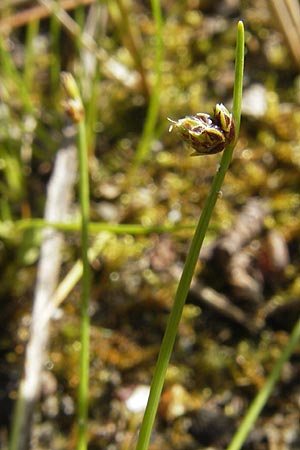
168;103;235;155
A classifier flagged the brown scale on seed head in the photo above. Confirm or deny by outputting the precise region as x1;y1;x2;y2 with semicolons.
168;103;235;156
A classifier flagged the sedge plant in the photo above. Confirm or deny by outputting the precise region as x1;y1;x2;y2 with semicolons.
135;20;245;450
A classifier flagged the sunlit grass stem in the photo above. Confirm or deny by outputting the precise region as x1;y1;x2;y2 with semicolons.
49;13;62;91
61;72;91;450
135;21;244;450
0;34;34;113
24;19;40;92
224;18;300;449
227;317;300;450
76;117;91;450
7;218;196;235
133;0;163;168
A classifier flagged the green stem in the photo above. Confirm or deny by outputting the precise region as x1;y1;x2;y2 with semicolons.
59;76;91;446
49;13;61;91
11;218;195;235
0;34;34;113
133;0;163;168
227;317;300;450
77;115;91;450
135;21;244;450
24;19;40;93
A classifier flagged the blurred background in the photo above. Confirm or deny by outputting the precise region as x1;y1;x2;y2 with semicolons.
0;1;300;449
